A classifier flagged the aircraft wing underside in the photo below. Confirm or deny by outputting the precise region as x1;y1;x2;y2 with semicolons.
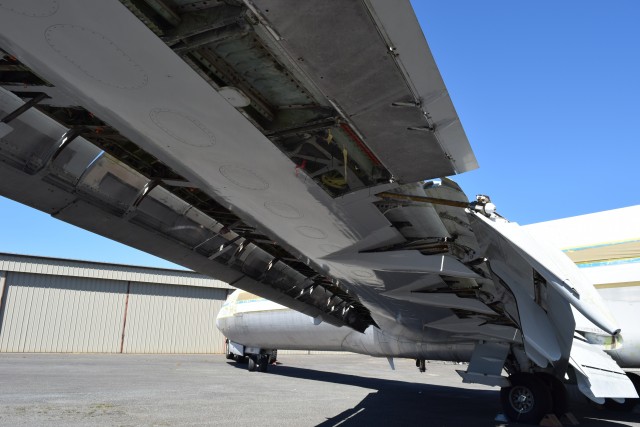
0;0;634;398
0;0;480;333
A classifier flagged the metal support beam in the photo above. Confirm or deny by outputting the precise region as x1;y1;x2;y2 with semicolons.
193;219;244;251
208;235;243;260
375;191;469;208
172;23;250;54
164;6;245;44
130;179;162;210
27;127;85;175
144;0;181;27
1;92;47;124
265;117;339;139
160;178;196;188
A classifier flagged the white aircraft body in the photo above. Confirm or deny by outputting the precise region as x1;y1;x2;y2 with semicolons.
0;0;637;423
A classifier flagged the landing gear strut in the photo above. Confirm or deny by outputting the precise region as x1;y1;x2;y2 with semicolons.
416;359;426;373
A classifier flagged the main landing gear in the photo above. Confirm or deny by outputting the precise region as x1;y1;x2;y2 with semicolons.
224;340;277;373
500;373;569;424
247;354;270;373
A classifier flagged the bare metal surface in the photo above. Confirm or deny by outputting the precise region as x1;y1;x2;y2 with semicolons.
0;354;637;426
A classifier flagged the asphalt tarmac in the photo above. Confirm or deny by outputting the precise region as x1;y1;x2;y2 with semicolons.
0;353;637;426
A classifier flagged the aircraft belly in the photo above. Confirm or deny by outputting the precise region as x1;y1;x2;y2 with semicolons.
218;305;476;361
218;309;353;351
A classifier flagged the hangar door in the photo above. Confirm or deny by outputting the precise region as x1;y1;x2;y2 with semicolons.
0;272;229;353
0;272;127;352
122;283;228;354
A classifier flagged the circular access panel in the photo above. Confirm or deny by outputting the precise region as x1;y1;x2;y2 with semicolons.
150;109;216;148
0;0;58;17
218;87;251;107
45;24;148;89
219;165;269;191
263;201;302;219
296;226;327;239
318;244;342;254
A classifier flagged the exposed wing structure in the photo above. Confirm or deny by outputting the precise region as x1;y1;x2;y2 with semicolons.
0;0;635;410
0;0;477;335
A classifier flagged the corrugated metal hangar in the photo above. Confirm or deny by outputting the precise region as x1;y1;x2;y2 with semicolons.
0;252;233;354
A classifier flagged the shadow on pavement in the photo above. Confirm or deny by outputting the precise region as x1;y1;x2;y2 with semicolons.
228;361;639;427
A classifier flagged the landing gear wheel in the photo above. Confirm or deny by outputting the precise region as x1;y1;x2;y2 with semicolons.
500;373;553;424
538;373;570;416
604;373;640;412
234;355;247;364
225;352;234;360
247;356;257;372
258;354;269;373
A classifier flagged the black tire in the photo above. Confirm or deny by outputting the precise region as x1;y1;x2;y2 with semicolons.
247;356;257;372
225;352;234;360
234;355;247;364
258;354;269;373
538;373;570;416
500;373;553;424
604;372;640;412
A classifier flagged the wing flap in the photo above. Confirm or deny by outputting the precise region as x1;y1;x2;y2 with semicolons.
384;291;497;315
323;250;480;277
249;0;477;182
570;337;638;402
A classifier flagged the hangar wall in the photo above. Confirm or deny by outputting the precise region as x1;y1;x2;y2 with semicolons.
0;253;232;354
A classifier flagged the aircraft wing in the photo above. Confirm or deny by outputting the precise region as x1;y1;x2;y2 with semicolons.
0;0;633;398
0;0;478;332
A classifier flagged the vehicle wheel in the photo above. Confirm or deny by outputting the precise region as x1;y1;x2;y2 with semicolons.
268;350;278;365
500;373;552;424
604;372;640;412
234;355;247;364
225;352;234;360
258;354;269;372
538;373;569;416
247;356;257;372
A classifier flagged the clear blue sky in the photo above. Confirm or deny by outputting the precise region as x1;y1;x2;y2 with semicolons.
0;1;638;268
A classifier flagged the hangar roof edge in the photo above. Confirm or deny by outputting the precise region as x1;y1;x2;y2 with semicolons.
0;252;233;289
